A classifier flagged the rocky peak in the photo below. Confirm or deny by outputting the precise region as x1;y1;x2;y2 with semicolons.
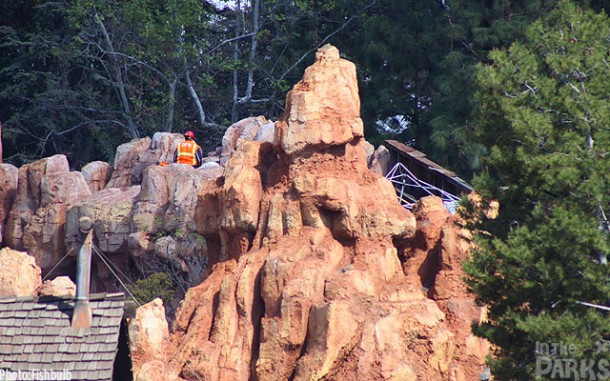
0;44;489;381
277;44;363;160
162;45;488;381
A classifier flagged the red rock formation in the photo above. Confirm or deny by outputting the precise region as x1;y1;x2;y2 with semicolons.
39;276;76;297
81;161;113;193
369;144;391;176
405;196;490;380
156;44;489;381
277;44;363;159
0;248;42;296
4;155;92;271
0;43;488;381
105;132;184;189
220;116;274;166
106;137;152;189
0;163;17;243
129;298;171;377
136;361;175;381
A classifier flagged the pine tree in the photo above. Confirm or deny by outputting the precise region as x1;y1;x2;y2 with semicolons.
465;2;610;379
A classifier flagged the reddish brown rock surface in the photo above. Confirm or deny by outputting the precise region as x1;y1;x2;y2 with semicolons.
4;155;92;271
81;161;113;193
162;45;489;381
39;276;76;297
405;196;491;380
0;44;489;380
0;248;42;297
277;44;363;158
220;116;274;166
0;163;17;243
129;298;171;377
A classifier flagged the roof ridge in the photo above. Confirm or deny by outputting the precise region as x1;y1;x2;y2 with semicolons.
0;292;125;304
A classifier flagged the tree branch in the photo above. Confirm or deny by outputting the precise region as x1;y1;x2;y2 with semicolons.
277;0;378;84
94;11;139;139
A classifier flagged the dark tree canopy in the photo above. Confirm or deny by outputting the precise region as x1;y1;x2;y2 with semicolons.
2;0;610;173
465;1;610;379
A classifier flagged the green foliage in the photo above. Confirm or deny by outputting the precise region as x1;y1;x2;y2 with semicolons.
127;272;175;305
345;0;445;148
3;0;610;175
174;227;187;239
335;0;610;179
466;2;610;379
195;234;207;246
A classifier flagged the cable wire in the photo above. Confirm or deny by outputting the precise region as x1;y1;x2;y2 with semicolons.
91;244;204;381
92;244;136;286
42;248;74;282
92;244;142;308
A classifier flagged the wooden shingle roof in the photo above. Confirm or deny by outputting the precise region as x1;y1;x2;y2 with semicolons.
0;292;125;381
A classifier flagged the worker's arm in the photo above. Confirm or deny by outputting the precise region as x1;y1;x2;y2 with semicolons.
195;146;204;168
173;149;178;163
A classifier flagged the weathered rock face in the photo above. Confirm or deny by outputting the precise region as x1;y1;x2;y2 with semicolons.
39;276;76;297
277;44;363;158
0;163;18;243
163;44;488;381
404;196;491;380
0;248;42;297
220;116;274;166
4;155;92;271
106;138;152;189
105;132;184;189
129;298;171;377
81;161;113;193
66;186;140;255
135;360;174;381
64;186;141;292
369;144;391;176
0;44;488;381
65;132;211;291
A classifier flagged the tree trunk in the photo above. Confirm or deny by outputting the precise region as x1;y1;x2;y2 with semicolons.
167;75;178;132
185;68;206;127
242;0;260;103
231;0;243;122
95;12;139;139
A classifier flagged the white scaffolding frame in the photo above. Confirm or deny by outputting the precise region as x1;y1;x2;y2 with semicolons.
385;162;462;213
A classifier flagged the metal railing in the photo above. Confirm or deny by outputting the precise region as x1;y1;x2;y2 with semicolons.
385;162;461;213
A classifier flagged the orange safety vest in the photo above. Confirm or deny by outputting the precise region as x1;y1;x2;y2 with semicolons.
176;140;199;166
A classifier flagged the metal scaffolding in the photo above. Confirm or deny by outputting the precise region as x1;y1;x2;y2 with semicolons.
385;162;462;213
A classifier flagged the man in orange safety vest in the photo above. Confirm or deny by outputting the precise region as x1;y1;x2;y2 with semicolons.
173;130;203;168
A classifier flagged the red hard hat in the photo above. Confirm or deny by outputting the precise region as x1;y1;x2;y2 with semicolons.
184;130;195;139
